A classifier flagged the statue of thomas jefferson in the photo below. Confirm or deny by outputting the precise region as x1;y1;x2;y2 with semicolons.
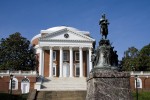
99;14;109;39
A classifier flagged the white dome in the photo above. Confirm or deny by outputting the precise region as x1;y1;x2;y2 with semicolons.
46;26;79;32
41;26;79;33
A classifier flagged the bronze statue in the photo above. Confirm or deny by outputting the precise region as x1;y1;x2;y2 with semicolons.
91;14;118;69
99;14;109;39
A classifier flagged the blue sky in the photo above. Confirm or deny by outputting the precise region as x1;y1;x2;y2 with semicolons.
0;0;150;60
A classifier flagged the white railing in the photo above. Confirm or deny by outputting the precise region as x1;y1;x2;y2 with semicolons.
0;70;37;75
130;71;150;76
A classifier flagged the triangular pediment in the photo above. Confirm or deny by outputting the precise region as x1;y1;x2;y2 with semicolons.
39;28;95;42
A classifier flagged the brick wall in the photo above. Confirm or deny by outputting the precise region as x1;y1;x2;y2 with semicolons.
130;75;150;91
0;76;37;94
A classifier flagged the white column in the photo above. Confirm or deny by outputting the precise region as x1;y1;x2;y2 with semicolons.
79;47;83;77
69;47;73;77
59;47;63;77
89;47;92;73
39;47;44;76
49;47;53;77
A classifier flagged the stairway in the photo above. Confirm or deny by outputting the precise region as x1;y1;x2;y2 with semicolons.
40;77;87;91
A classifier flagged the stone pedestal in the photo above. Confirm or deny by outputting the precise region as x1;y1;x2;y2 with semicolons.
86;69;132;100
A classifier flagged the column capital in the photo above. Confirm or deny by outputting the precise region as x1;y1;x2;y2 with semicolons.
69;46;73;50
49;46;54;49
59;47;63;50
79;46;83;49
38;46;43;50
88;47;93;50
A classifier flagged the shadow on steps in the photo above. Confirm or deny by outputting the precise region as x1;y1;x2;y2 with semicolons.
35;91;87;100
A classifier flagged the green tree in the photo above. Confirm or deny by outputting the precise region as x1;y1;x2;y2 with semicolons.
138;44;150;71
0;32;37;70
122;47;139;71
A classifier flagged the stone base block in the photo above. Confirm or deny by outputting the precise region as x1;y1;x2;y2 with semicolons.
86;69;132;100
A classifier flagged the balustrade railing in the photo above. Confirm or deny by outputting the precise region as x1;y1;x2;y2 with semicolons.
0;70;37;75
130;71;150;75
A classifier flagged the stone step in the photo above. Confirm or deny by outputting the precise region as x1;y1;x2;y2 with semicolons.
40;77;87;91
43;77;87;82
42;84;86;87
40;88;86;91
35;91;87;100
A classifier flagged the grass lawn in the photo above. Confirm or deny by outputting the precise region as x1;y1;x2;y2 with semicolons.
132;91;150;100
0;93;28;100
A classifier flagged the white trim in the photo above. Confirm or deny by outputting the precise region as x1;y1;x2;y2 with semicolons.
39;41;93;48
49;47;53;77
75;52;79;61
39;26;95;41
135;77;142;88
39;47;44;76
89;48;92;73
59;47;63;77
69;47;73;77
9;78;18;90
79;47;83;77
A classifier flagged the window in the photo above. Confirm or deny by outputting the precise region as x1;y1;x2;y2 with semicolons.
135;78;142;88
53;51;56;61
53;63;56;76
63;51;69;61
53;67;56;76
137;80;140;87
75;52;79;61
21;78;30;94
9;78;18;90
12;80;16;89
75;63;80;77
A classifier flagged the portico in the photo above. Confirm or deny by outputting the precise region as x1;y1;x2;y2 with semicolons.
31;26;95;78
38;46;93;78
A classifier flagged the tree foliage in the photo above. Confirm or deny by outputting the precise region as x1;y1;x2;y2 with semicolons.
122;47;139;71
122;44;150;71
138;44;150;71
0;32;37;70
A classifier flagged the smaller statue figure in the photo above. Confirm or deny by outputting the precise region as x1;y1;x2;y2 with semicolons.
91;53;96;67
99;14;109;39
114;51;118;66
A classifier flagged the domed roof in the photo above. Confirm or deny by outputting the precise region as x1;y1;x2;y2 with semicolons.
46;26;79;32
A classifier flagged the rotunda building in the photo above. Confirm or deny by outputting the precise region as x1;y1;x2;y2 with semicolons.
31;26;95;78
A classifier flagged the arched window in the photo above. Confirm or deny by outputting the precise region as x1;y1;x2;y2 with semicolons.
135;77;142;88
9;78;18;90
21;78;30;94
22;78;30;83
